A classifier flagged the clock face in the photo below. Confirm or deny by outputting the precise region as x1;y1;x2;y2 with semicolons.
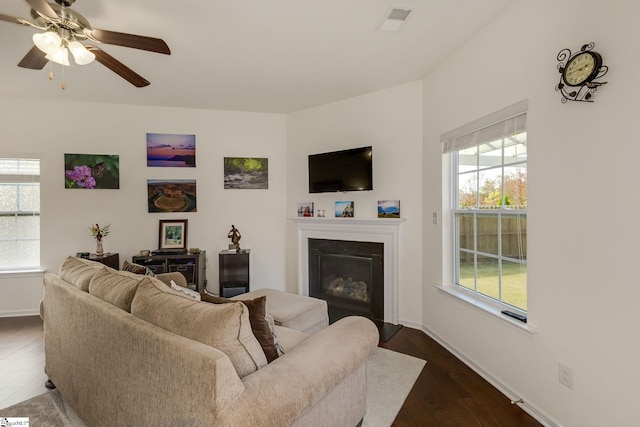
563;52;599;86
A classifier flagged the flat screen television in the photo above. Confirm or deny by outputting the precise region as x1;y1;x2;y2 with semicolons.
308;146;373;193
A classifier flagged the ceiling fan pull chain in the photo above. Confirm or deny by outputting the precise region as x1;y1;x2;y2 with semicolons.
48;62;53;80
61;65;65;90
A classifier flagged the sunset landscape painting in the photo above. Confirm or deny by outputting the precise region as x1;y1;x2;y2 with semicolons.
147;133;196;167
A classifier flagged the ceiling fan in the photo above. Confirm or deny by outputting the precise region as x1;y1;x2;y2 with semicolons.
0;0;170;87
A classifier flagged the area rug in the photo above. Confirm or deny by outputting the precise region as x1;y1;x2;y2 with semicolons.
0;386;85;426
0;347;425;427
363;347;426;426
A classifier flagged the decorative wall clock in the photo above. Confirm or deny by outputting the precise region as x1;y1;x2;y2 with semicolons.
556;42;608;103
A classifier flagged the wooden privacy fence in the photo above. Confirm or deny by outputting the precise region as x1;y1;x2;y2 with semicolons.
458;213;527;262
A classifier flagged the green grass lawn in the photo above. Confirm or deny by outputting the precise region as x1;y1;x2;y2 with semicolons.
459;262;527;311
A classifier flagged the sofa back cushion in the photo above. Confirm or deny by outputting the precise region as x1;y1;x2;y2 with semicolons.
59;256;107;292
131;279;267;378
88;267;148;312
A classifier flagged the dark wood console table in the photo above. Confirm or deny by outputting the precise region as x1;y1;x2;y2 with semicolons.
132;251;206;291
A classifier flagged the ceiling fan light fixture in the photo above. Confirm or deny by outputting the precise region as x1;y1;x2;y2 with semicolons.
45;45;70;66
33;31;62;55
68;40;95;65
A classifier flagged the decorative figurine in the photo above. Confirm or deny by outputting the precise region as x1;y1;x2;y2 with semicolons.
228;225;241;250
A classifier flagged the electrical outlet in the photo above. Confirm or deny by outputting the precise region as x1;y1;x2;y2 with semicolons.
558;362;574;389
432;212;438;225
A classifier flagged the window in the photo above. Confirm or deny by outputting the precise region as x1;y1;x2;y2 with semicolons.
0;158;40;270
442;101;527;312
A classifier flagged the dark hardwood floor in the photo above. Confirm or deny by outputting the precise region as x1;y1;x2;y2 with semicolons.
380;326;541;426
0;316;540;426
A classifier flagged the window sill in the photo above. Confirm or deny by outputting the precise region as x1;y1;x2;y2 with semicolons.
0;268;46;278
434;283;537;334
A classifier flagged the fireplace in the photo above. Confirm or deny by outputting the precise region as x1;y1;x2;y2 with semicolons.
292;217;405;325
309;239;384;323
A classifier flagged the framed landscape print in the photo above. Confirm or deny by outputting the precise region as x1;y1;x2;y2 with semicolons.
147;179;197;213
147;133;196;167
158;219;188;250
64;153;120;189
224;157;268;189
378;200;400;218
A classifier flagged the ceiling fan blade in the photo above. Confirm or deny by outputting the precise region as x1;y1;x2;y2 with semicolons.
86;29;170;55
18;46;48;69
0;13;26;25
86;45;150;87
24;0;59;21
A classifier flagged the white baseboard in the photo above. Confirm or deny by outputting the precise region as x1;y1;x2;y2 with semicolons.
0;308;40;318
419;323;560;427
399;319;422;330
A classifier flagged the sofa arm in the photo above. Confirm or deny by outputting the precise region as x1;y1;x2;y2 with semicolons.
216;316;378;426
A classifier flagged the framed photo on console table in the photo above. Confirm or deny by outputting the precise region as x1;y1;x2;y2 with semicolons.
158;219;188;250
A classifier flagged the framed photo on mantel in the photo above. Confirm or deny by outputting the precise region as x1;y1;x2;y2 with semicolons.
158;219;188;250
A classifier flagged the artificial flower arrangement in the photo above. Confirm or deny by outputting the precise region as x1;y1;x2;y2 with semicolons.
89;224;111;241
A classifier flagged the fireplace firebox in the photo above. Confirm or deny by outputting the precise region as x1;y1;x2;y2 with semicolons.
308;238;383;323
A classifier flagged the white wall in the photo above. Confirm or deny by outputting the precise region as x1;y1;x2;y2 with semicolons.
422;0;640;426
0;98;287;316
286;81;424;325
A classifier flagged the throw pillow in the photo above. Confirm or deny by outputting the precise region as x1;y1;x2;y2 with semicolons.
170;280;201;300
121;260;147;275
200;291;279;363
88;267;147;312
266;314;284;357
132;279;267;378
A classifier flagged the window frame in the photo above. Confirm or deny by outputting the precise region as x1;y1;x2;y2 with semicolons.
440;100;528;320
451;142;527;313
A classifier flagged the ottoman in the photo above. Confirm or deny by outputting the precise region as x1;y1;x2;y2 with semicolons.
232;288;329;334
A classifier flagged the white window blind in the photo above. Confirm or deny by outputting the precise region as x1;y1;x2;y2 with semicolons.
442;100;528;153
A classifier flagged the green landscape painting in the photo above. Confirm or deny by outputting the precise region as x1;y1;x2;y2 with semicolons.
223;157;268;189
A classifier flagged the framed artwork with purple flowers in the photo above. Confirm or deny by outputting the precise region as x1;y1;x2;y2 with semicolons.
64;153;120;189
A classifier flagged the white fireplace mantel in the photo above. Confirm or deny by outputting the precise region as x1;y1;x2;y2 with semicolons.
291;217;406;324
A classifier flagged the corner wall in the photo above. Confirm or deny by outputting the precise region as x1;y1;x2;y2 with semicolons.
286;80;424;325
422;1;640;425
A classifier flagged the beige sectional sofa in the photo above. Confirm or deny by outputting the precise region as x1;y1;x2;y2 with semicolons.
42;257;378;427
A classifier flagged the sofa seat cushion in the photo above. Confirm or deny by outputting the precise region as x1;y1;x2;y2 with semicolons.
234;289;329;334
200;292;279;363
59;256;107;292
131;279;267;378
88;267;148;312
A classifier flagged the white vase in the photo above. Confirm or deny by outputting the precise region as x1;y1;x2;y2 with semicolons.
96;240;104;255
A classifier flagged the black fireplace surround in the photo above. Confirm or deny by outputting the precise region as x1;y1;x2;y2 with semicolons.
308;238;384;323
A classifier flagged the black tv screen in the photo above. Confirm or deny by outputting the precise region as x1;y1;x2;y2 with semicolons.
308;146;373;193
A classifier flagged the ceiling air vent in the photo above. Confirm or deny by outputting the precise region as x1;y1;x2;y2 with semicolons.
378;7;413;32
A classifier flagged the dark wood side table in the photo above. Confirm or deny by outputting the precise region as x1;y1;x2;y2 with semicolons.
87;253;120;269
219;249;250;297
